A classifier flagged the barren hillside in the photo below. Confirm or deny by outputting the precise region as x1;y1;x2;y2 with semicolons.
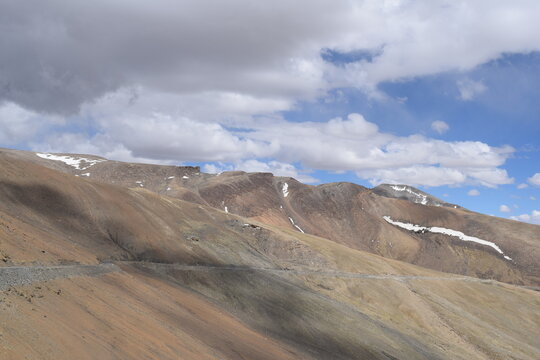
1;148;539;359
9;148;538;286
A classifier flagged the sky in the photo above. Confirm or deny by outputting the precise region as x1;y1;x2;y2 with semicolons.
0;0;539;224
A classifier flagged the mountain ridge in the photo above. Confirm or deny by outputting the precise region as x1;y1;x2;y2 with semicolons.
1;147;539;359
5;148;537;286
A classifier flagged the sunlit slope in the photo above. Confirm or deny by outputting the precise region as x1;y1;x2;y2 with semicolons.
1;148;539;359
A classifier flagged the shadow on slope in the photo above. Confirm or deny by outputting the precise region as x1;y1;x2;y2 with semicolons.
133;263;447;360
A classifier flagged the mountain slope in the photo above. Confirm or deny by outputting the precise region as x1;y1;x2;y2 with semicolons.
1;147;540;359
15;148;535;285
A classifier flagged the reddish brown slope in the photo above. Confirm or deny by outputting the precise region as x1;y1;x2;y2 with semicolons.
184;170;537;285
9;147;540;286
1;148;540;359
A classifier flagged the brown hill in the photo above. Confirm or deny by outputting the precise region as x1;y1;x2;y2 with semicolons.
14;148;537;286
1;148;539;359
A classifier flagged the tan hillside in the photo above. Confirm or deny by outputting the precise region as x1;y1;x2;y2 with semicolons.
1;148;539;359
12;148;537;286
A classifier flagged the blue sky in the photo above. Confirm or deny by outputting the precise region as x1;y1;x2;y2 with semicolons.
271;52;540;217
0;1;539;224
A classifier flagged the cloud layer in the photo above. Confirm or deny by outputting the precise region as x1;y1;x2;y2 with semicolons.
26;90;514;187
1;1;538;186
3;1;540;113
510;210;540;225
529;173;540;187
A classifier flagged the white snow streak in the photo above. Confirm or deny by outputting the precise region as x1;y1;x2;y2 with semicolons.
167;176;175;180
282;183;289;197
224;206;228;213
390;185;428;205
36;153;106;170
383;216;512;260
288;216;305;233
182;176;189;179
81;173;90;177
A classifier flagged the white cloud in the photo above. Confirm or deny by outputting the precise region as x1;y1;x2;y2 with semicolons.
531;196;536;200
499;204;511;213
431;120;449;134
528;173;540;186
203;160;318;183
457;79;488;101
510;210;540;225
0;102;63;145
2;1;540;114
517;183;529;189
468;189;480;196
3;1;535;187
30;98;514;187
360;166;467;187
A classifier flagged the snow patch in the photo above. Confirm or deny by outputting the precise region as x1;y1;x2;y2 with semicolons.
383;216;512;261
282;183;289;197
36;153;106;170
166;187;171;191
182;176;189;179
390;185;428;205
288;216;305;233
224;206;228;213
167;176;175;180
81;173;90;177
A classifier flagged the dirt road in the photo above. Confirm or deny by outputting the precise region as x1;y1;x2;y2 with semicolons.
0;263;120;290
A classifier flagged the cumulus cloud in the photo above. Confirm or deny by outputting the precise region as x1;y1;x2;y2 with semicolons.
29;100;515;186
517;183;529;189
2;1;540;114
467;189;480;196
528;173;540;186
510;210;540;225
203;160;318;183
431;120;449;134
2;1;536;186
0;102;63;145
499;204;511;213
457;79;488;101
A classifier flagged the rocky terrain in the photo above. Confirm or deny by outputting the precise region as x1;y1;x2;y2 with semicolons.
9;148;538;286
1;147;539;359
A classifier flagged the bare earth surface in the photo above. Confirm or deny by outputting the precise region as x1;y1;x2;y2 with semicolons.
1;148;539;359
0;263;119;290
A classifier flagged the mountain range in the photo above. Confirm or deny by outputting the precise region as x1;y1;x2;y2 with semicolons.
1;147;539;359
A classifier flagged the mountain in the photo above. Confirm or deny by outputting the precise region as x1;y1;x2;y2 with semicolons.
1;147;539;359
11;148;538;286
371;183;458;208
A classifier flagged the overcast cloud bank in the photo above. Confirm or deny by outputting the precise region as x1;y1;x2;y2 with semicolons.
1;0;539;187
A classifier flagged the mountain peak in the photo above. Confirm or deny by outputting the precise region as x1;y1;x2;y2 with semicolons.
372;183;459;208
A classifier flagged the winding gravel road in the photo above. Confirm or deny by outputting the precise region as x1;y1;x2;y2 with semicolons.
0;263;120;290
0;261;514;291
130;262;498;284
